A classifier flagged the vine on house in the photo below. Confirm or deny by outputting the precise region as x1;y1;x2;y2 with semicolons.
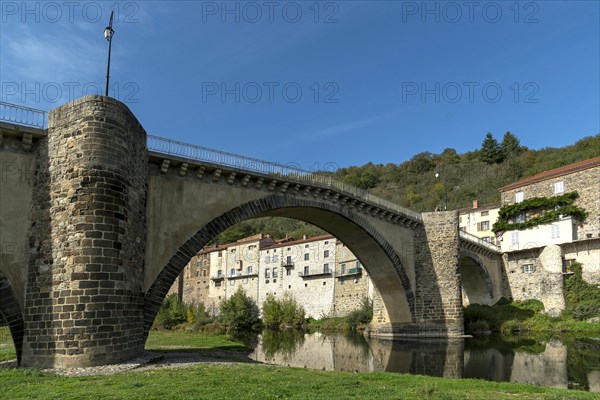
492;191;588;234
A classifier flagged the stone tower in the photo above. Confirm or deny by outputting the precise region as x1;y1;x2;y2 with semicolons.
21;96;148;367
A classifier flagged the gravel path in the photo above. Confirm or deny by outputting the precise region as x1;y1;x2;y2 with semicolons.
0;350;257;377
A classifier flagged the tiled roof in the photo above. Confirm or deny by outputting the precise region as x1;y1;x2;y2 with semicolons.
500;156;600;192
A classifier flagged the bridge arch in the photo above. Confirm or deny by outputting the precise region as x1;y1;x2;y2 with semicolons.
459;250;494;306
0;270;24;365
143;195;416;335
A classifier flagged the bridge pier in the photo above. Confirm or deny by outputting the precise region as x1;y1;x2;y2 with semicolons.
21;96;148;367
370;211;464;338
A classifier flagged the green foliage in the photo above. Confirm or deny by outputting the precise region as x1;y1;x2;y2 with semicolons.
564;263;600;320
211;217;325;245
346;297;373;328
219;288;261;333
501;131;524;158
153;294;187;330
492;191;588;233
479;132;505;164
262;293;306;328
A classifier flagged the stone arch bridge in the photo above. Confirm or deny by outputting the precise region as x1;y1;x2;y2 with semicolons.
0;96;502;368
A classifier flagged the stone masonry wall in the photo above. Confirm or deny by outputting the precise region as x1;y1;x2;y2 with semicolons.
21;96;148;368
412;211;463;336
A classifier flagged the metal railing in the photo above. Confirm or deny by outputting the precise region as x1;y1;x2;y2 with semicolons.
0;102;47;129
147;134;422;221
459;231;501;252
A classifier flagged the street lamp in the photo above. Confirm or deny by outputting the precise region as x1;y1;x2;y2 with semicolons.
435;171;448;211
104;11;115;97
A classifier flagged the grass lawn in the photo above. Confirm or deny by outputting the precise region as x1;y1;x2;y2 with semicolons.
0;329;597;399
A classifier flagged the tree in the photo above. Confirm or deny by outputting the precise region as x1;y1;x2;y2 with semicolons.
479;132;504;164
501;131;523;158
219;288;260;332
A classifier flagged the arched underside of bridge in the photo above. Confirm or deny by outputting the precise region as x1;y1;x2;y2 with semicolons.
459;252;494;306
0;271;24;365
143;195;416;336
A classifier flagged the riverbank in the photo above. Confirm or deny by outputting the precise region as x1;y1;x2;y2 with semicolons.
1;329;598;399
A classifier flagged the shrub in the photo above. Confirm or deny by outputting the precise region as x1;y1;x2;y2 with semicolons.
219;288;260;333
564;262;600;320
153;294;187;330
347;297;373;328
263;293;305;328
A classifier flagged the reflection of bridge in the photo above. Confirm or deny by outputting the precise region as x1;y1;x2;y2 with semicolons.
0;96;501;368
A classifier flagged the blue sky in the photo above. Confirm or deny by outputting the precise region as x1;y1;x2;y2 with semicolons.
1;1;598;169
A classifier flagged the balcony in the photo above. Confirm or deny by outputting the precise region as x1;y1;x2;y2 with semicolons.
228;272;258;279
210;274;225;281
281;260;295;268
298;269;332;278
336;267;362;277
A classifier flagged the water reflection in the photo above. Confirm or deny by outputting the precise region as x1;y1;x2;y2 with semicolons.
249;330;600;392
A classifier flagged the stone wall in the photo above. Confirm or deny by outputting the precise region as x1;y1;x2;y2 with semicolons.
21;96;148;368
412;211;463;336
502;245;565;315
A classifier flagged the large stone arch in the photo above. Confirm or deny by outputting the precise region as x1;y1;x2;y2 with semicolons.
459;250;494;306
143;195;415;335
0;270;24;365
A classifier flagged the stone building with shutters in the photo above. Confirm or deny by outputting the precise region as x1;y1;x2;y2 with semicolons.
496;156;600;315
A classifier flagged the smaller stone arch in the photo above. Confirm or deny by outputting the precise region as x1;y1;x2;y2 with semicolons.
0;271;24;365
459;250;494;306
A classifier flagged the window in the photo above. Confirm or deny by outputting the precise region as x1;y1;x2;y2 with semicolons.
482;237;490;243
286;255;292;265
265;268;270;278
272;255;279;263
478;221;490;231
324;250;330;258
304;266;309;275
305;244;309;248
481;210;489;217
516;213;525;223
273;267;278;278
196;260;201;267
247;266;253;274
341;263;346;275
265;255;270;263
215;280;222;287
217;270;222;277
356;261;361;268
459;226;466;232
304;253;309;261
324;241;329;245
551;223;560;239
554;181;564;194
323;263;329;273
522;264;536;273
564;259;575;273
515;191;524;203
287;247;291;251
229;268;236;277
218;251;222;257
511;232;519;246
286;269;292;276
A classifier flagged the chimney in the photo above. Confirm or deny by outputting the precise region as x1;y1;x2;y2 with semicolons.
473;199;478;209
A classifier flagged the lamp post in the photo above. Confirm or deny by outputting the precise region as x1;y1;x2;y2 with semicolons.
104;11;115;97
435;170;448;211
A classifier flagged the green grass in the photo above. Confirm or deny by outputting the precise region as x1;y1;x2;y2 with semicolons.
145;330;248;353
1;329;597;399
0;326;16;362
1;361;597;399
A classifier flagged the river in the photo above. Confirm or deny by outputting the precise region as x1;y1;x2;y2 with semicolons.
248;330;600;392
